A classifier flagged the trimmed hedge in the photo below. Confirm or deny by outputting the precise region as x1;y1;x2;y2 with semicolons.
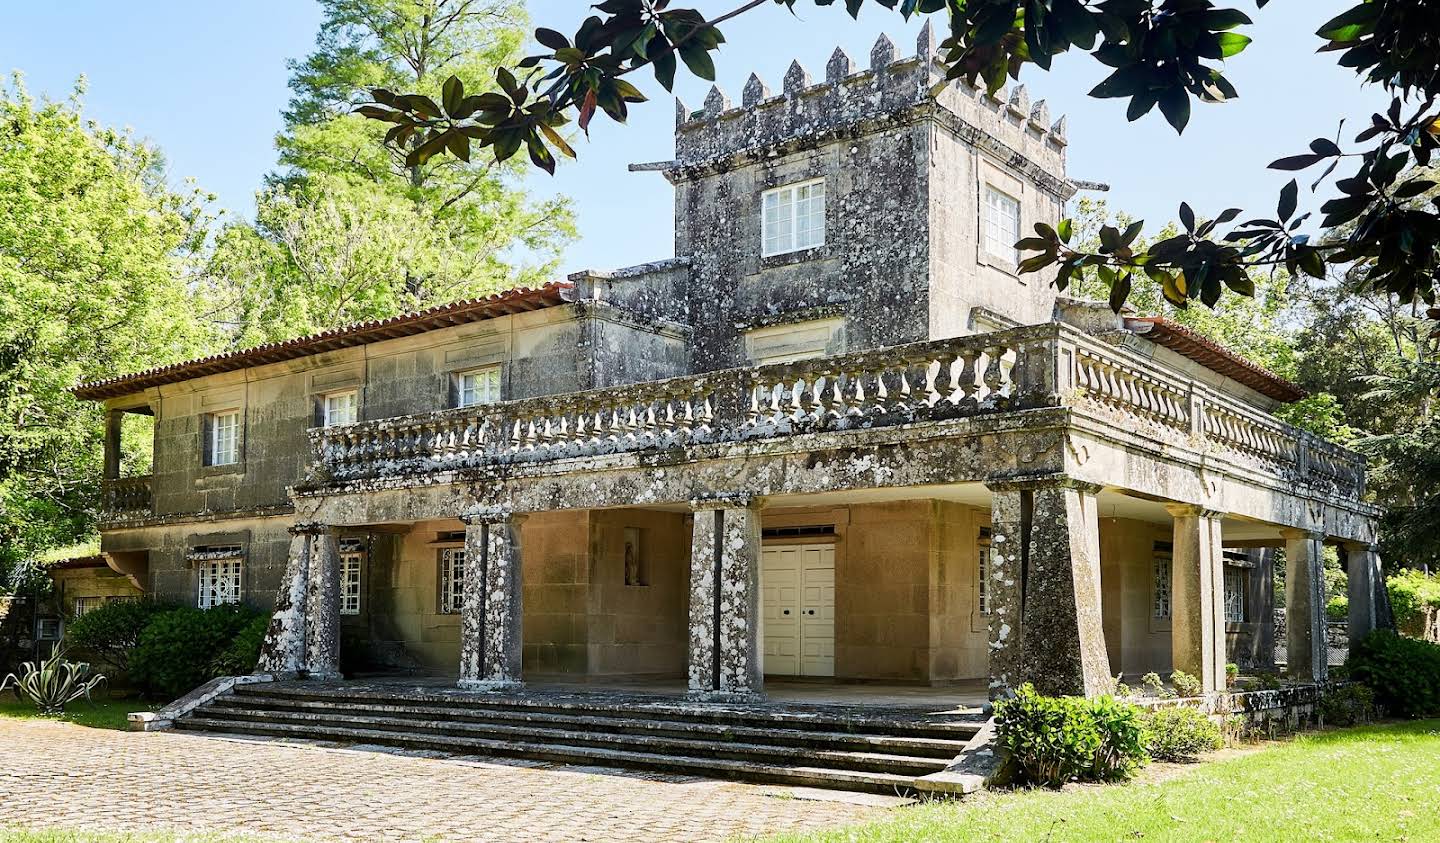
130;604;269;698
995;683;1148;787
65;599;174;673
1144;706;1222;762
1346;629;1440;718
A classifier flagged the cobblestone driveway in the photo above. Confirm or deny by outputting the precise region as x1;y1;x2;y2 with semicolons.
1;719;893;842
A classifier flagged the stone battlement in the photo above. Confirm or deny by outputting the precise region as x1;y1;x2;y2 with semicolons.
673;22;1068;182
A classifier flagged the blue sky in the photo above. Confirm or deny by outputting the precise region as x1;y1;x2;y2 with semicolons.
2;1;1383;275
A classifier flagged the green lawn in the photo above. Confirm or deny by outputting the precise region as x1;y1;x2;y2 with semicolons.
772;720;1440;842
0;692;155;731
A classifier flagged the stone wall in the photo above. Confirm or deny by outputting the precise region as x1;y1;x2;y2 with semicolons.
1098;517;1171;678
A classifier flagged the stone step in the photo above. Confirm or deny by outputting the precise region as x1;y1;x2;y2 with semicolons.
211;694;968;758
230;683;983;741
198;706;950;776
175;716;924;795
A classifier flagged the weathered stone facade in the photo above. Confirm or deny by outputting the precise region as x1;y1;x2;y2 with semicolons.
78;28;1386;704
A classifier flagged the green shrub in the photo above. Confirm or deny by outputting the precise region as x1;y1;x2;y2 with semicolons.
1318;684;1377;727
64;599;173;673
1386;569;1440;633
1225;663;1239;688
1140;671;1170;698
1144;706;1222;762
130;604;269;698
1346;629;1440;718
1170;670;1203;698
995;683;1148;787
1326;595;1349;622
210;613;270;677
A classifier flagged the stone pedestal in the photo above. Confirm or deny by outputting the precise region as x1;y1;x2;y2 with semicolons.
686;494;763;701
1166;505;1227;694
304;529;342;680
255;523;320;676
1344;542;1382;648
458;508;527;692
1282;529;1328;683
986;478;1110;698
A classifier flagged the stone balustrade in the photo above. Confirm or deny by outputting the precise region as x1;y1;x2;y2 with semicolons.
102;475;153;515
304;323;1366;500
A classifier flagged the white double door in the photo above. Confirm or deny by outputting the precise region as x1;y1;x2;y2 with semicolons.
760;545;835;677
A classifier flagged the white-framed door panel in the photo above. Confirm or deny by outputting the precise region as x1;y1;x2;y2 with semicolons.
761;544;835;678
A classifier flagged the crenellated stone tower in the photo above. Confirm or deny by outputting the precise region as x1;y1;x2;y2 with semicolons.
649;24;1075;372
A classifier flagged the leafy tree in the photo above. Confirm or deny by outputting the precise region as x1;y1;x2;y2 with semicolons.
210;0;576;341
358;0;1440;333
0;77;214;590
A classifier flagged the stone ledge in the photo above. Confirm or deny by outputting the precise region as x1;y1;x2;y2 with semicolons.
129;673;276;731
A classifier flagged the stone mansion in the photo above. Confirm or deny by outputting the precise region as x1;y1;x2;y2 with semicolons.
76;28;1384;712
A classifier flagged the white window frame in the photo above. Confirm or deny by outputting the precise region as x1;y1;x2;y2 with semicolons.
1223;566;1246;624
978;540;994;616
439;546;466;614
982;185;1022;267
323;390;358;427
198;548;243;609
36;617;62;641
761;179;826;257
72;597;103;618
209;409;241;466
339;545;363;616
1153;551;1173;621
456;366;502;408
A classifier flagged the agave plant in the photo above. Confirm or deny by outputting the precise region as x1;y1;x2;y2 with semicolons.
1;648;107;714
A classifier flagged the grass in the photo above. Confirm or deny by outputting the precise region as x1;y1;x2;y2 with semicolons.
771;720;1440;842
0;691;155;731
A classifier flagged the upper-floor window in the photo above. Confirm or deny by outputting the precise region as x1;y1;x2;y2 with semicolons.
323;390;358;427
982;185;1021;266
762;179;826;257
457;365;501;408
207;410;241;467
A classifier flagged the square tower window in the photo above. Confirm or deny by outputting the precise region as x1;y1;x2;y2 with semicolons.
982;186;1022;266
323;390;358;427
762;179;826;257
457;366;502;408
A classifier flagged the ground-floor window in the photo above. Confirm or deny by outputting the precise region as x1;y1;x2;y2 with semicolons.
1223;565;1247;623
195;545;244;609
439;546;466;614
977;529;993;615
72;596;103;618
1152;546;1173;620
340;538;364;616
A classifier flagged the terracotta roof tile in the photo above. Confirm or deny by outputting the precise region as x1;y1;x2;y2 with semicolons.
1125;316;1307;403
72;283;575;401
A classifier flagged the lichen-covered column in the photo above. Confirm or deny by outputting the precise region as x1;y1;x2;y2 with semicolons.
687;494;763;701
304;527;342;680
1166;505;1227;694
255;522;318;676
1343;542;1382;648
985;479;1111;699
1281;528;1328;683
458;507;526;692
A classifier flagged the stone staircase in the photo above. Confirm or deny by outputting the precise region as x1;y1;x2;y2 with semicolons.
173;682;987;794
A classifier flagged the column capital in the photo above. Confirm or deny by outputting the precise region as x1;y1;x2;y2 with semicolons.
1163;503;1226;519
1279;527;1325;541
689;492;764;512
984;473;1102;495
460;505;526;526
287;521;330;537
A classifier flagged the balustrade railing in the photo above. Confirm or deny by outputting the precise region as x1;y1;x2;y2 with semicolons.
102;475;152;515
305;322;1366;500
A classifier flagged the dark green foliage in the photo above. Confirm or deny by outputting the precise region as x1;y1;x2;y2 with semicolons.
64;599;174;673
1346;629;1440;718
995;683;1148;787
1144;706;1222;762
1318;683;1378;728
130;604;269;698
209;613;270;678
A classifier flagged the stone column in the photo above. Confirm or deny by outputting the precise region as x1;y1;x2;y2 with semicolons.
458;507;527;692
1281;528;1328;683
1166;505;1227;694
687;494;763;701
304;527;342;680
985;478;1111;699
1343;542;1382;648
255;522;320;676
